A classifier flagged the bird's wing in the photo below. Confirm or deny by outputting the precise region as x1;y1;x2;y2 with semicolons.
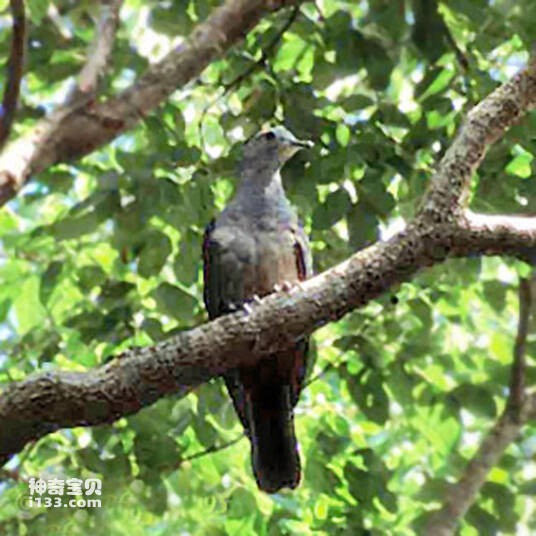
293;223;313;281
203;216;255;432
203;218;255;318
202;219;222;319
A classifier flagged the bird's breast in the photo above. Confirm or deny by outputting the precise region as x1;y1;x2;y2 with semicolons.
212;220;299;299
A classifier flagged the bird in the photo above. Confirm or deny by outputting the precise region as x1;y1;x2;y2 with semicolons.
202;126;313;493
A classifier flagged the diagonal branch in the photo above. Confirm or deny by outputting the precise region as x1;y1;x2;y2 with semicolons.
0;0;302;205
67;0;124;102
451;212;536;259
423;274;535;536
222;5;300;93
2;211;536;468
418;56;536;224
0;230;426;467
508;277;532;411
0;0;26;150
1;19;536;484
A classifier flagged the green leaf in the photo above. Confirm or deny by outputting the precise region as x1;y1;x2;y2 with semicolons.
39;261;63;306
312;188;351;230
27;0;50;24
505;152;533;178
449;383;497;418
138;230;172;278
14;277;46;335
77;265;108;292
347;201;379;250
151;283;197;321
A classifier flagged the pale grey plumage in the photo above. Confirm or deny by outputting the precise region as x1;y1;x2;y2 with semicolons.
202;126;313;492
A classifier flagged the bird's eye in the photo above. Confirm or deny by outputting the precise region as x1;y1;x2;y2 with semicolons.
264;131;276;140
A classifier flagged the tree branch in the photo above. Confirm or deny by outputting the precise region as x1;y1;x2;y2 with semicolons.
0;229;426;467
451;212;536;259
418;57;536;224
2;211;536;467
1;11;536;508
2;52;536;468
222;5;300;93
508;277;532;411
0;0;302;205
67;0;123;102
423;273;534;536
0;0;26;150
180;435;244;465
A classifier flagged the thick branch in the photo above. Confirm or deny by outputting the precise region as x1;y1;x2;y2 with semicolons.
2;212;536;467
451;212;536;259
0;0;301;205
419;58;536;223
423;413;522;536
0;229;427;466
3;52;536;466
0;0;26;150
67;0;123;102
424;274;534;536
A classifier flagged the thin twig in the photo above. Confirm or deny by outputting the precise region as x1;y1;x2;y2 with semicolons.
304;362;335;388
180;434;244;464
508;277;532;413
66;0;123;103
223;5;300;93
198;5;300;150
0;0;26;149
424;273;534;536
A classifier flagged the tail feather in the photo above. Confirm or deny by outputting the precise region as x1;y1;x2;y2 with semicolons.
249;383;300;493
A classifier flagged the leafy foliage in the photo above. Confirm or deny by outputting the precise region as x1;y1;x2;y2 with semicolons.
0;0;535;534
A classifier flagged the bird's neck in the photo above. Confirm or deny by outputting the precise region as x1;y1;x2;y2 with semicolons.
236;169;286;201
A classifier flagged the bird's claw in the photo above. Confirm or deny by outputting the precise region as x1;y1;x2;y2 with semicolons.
274;280;300;293
242;295;262;314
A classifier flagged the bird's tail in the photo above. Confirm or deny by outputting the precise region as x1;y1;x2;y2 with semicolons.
249;383;301;493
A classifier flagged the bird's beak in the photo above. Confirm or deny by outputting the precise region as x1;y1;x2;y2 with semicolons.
280;138;312;160
281;137;313;159
291;138;314;149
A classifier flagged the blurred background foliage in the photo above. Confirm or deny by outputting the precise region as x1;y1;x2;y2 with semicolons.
0;0;536;534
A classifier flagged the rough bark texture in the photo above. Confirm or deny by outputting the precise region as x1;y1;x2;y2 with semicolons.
1;220;536;465
1;46;536;469
1;4;536;532
0;0;301;204
424;277;536;536
0;0;26;150
67;0;124;101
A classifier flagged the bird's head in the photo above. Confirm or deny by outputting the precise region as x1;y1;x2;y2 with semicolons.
241;126;313;174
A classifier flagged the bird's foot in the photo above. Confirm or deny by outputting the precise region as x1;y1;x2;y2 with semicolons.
242;295;262;314
274;280;301;293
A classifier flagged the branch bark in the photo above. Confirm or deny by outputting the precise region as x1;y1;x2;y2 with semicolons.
418;56;536;223
1;215;536;466
452;212;536;259
1;9;536;523
67;0;124;102
423;274;535;535
0;0;26;150
0;0;302;205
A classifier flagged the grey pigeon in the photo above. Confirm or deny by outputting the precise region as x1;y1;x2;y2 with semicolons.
202;126;313;492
